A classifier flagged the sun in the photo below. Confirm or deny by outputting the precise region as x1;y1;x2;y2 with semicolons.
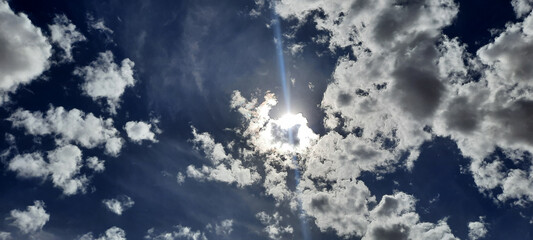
277;113;302;129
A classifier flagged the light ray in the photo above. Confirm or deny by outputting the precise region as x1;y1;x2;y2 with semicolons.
271;3;312;240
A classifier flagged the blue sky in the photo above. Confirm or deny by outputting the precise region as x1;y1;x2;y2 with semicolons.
1;0;533;239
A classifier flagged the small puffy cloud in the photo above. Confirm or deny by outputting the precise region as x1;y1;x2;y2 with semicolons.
144;225;207;240
74;51;135;114
468;217;488;240
0;0;51;102
7;145;98;195
78;227;126;240
48;14;86;62
102;195;135;215
124;121;157;144
9;106;123;156
86;156;105;172
256;211;293;240
8;201;50;234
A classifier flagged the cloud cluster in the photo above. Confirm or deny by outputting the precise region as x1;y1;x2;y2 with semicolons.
0;0;51;103
185;127;260;187
102;195;135;215
74;51;135;114
9;106;123;156
270;0;533;209
255;211;293;240
145;225;207;240
468;217;488;240
124;121;158;144
8;201;49;234
78;227;126;240
7;145;96;195
48;14;86;62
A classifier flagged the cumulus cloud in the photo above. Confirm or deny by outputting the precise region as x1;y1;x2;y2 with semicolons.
0;0;51;102
7;145;106;195
74;51;135;114
8;201;49;234
78;227;126;240
255;211;293;240
48;14;86;62
468;217;488;240
102;195;135;215
86;156;105;172
269;0;533;210
124;121;158;144
185;127;260;187
144;225;207;240
9;106;123;156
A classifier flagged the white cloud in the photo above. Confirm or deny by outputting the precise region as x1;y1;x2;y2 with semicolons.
7;145;101;195
8;201;50;234
256;211;293;240
0;0;51;102
124;121;157;144
78;227;126;240
205;219;233;236
186;127;260;187
9;106;123;156
48;14;86;62
468;217;488;240
7;152;48;178
86;156;105;172
512;0;533;17
102;195;135;215
74;51;135;114
362;192;458;240
0;232;10;240
46;144;87;195
144;225;207;240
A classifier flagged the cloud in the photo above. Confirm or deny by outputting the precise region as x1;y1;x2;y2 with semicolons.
0;0;51;103
185;127;261;187
0;232;10;240
205;219;233;236
512;0;533;17
78;227;126;240
8;201;50;234
48;14;86;62
7;152;49;178
87;14;114;44
255;211;293;240
124;121;158;144
46;144;87;195
7;145;103;195
362;192;458;240
144;225;207;240
9;106;123;156
102;195;135;215
270;0;533;209
74;51;135;114
86;156;105;172
468;217;488;240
